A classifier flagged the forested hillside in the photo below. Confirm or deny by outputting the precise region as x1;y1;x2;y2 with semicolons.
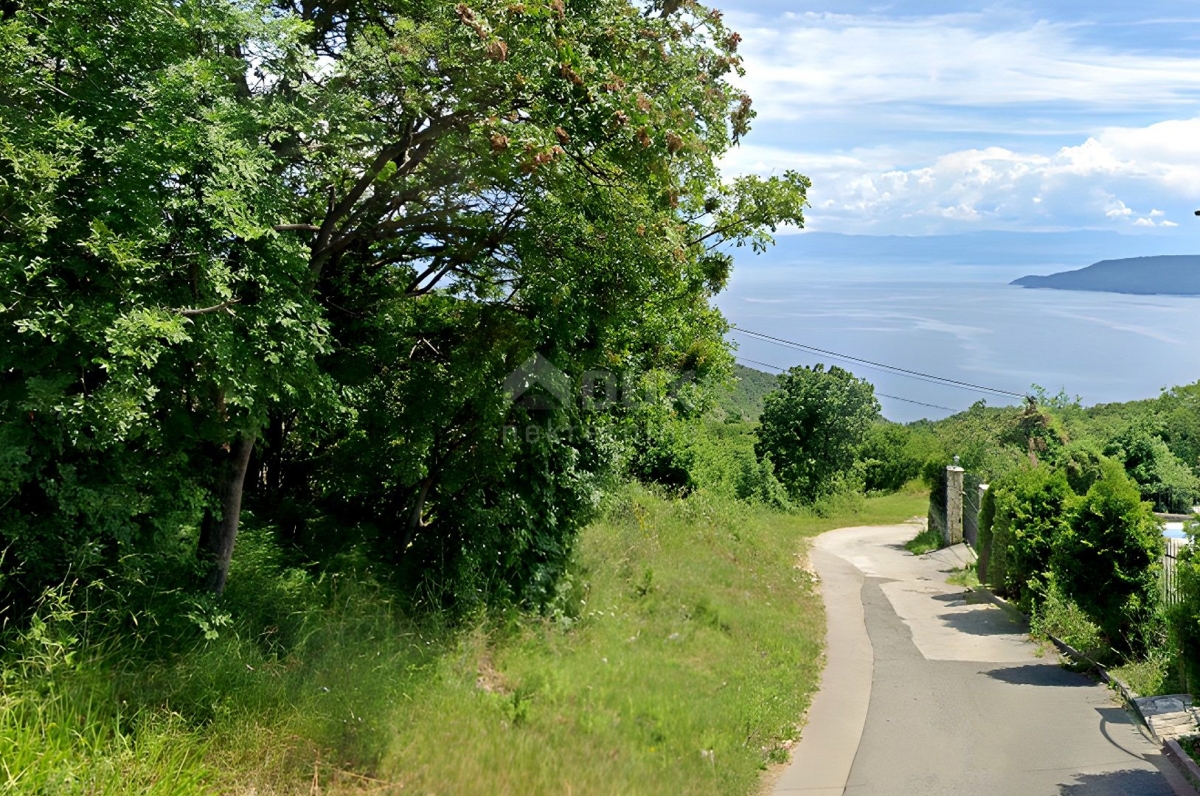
716;364;780;421
1012;255;1200;295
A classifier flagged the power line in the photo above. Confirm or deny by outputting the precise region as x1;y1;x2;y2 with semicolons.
736;356;958;412
730;325;1025;400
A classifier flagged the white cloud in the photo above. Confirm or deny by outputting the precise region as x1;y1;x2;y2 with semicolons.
728;11;1200;122
719;9;1200;235
723;118;1200;234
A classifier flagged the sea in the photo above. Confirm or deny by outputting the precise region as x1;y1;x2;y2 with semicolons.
717;261;1200;423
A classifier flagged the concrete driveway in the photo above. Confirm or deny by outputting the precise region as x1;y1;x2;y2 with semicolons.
772;523;1191;796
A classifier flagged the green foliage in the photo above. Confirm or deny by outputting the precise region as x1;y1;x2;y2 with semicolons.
1105;422;1200;514
926;465;949;539
946;562;980;589
985;466;1074;612
1108;649;1184;698
860;422;944;494
1002;399;1070;466
905;527;944;556
1159;383;1200;476
1052;461;1164;653
1169;519;1200;690
1;0;810;610
755;364;879;504
1057;438;1109;496
910;400;1025;483
1030;580;1109;664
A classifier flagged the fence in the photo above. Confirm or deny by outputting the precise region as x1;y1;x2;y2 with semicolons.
963;473;984;548
931;466;1188;608
1164;537;1186;607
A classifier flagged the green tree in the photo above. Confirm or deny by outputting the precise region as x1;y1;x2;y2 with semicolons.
754;365;879;504
1105;422;1200;513
1;0;331;599
1157;382;1200;476
1;0;810;605
859;421;943;494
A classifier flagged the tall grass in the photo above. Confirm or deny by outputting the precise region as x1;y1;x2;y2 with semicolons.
0;485;927;794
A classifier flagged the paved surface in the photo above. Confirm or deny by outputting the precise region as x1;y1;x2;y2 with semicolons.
773;523;1190;796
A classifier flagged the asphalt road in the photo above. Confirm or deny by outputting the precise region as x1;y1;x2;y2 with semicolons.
772;524;1189;796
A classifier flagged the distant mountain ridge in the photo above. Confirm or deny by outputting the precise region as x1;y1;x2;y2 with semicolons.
1011;255;1200;296
741;231;1200;268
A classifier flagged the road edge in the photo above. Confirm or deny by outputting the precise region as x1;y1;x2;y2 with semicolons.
771;534;877;795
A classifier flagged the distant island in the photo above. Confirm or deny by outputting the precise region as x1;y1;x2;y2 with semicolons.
1012;255;1200;296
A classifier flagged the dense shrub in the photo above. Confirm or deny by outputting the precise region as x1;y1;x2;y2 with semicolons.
984;467;1073;612
1052;461;1164;653
735;455;794;511
1057;439;1109;496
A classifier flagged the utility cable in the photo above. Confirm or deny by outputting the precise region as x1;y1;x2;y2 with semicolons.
730;325;1025;400
736;356;957;412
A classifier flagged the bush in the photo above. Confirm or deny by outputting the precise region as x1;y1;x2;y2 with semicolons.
1030;579;1109;663
985;466;1073;612
734;455;794;511
1052;461;1164;653
1058;439;1109;496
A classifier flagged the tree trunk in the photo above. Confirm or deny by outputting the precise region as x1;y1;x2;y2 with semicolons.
401;476;434;552
198;433;256;594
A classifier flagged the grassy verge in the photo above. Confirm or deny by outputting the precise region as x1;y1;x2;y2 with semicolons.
1;485;926;795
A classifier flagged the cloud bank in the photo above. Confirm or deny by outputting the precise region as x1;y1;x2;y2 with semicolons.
722;9;1200;236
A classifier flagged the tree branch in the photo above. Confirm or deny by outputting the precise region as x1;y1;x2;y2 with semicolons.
176;299;241;317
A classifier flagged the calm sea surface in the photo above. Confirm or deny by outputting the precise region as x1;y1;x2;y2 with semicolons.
717;262;1200;422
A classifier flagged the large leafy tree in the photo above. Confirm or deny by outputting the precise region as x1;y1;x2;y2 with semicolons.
1;0;809;605
754;365;879;504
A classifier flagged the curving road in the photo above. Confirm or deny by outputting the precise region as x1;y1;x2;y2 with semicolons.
772;523;1190;796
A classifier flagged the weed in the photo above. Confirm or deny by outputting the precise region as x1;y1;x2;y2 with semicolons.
946;562;980;589
905;527;943;556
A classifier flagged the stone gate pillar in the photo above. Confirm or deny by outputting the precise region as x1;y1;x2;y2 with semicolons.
946;464;965;545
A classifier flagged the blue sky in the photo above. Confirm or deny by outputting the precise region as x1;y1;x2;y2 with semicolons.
721;1;1200;241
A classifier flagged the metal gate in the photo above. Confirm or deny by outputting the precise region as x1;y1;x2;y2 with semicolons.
963;473;984;549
